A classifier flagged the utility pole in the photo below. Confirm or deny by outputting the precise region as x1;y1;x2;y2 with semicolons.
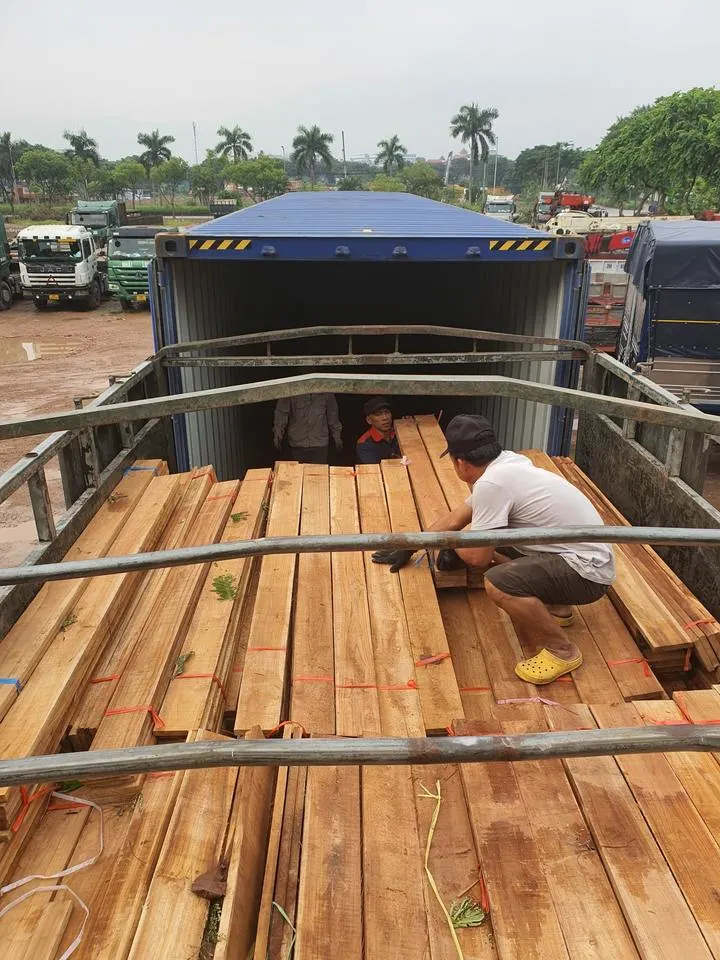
192;122;199;164
493;139;499;190
281;146;286;172
341;130;348;179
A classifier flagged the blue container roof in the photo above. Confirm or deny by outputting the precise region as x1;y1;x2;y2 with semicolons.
183;192;569;262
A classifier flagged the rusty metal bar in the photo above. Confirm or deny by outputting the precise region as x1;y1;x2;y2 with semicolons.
163;350;581;368
27;468;56;542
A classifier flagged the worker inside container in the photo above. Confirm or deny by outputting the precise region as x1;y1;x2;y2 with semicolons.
355;397;401;464
372;414;615;685
273;393;342;464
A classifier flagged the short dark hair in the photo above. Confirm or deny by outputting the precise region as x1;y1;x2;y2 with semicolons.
456;440;502;466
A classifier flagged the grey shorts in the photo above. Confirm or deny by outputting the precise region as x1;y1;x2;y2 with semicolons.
484;550;610;606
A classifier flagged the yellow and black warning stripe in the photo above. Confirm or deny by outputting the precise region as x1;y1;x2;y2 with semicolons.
488;238;553;252
188;238;252;251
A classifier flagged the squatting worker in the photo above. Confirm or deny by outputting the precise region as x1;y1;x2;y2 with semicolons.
372;414;615;685
273;394;342;464
356;398;401;464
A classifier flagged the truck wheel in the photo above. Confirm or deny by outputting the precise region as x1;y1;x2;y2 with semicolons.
0;281;12;311
33;298;49;311
86;281;101;310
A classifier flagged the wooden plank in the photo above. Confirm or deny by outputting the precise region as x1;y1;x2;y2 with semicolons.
253;727;298;960
546;703;713;960
578;598;664;700
356;464;425;737
439;592;494;715
674;688;720;725
158;469;271;738
223;558;260;710
0;474;182;814
69;469;214;749
415;414;472;508
634;699;720;844
457;718;570;960
500;713;639;960
215;728;275;960
381;460;464;732
561;613;624;703
0;461;162;724
17;900;73;960
267;762;307;959
395;417;466;587
411;763;498;960
235;461;303;735
90;481;238;754
127;732;237;960
592;700;720;956
86;773;183;960
362;764;431;959
329;466;381;737
294;764;363;960
290;466;335;735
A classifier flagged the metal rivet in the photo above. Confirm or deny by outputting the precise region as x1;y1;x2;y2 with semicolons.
261;245;277;258
466;246;482;257
392;246;408;258
335;245;351;258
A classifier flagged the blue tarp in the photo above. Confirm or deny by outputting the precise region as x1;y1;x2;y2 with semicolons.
626;220;720;290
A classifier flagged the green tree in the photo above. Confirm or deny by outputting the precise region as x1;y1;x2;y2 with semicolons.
336;175;364;191
16;148;74;203
401;161;442;200
137;129;175;173
511;143;587;195
291;125;334;185
450;103;498;202
88;162;123;200
71;157;98;199
215;126;253;162
150;157;189;210
0;132;24;208
227;155;287;201
63;128;100;165
190;153;228;203
375;135;407;175
115;159;147;206
368;173;405;192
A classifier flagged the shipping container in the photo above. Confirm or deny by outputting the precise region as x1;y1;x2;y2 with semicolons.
151;192;587;480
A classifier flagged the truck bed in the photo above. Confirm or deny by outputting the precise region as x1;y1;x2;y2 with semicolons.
2;438;720;957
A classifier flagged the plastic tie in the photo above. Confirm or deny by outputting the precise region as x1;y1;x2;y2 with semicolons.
47;801;88;812
147;771;176;781
12;784;54;833
246;646;287;652
479;876;490;914
336;678;418;691
674;691;720;725
607;657;650;677
0;678;21;692
174;672;228;702
445;724;456;736
269;720;308;737
458;685;492;693
415;653;451;667
104;704;165;729
90;673;121;684
684;618;717;630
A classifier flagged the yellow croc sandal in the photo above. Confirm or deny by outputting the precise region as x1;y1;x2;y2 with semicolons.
551;612;574;628
514;648;583;685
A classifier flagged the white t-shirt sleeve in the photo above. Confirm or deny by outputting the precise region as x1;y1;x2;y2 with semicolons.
466;481;512;530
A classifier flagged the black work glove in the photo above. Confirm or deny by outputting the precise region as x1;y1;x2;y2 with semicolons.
436;548;467;571
371;549;414;573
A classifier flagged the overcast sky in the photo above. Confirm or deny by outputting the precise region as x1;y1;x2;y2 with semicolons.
6;0;719;163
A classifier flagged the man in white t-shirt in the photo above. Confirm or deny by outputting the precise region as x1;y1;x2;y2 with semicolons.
372;414;615;685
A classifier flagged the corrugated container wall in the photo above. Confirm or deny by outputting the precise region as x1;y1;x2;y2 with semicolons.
162;257;578;480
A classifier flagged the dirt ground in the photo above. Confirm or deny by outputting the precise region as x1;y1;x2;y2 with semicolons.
0;298;154;564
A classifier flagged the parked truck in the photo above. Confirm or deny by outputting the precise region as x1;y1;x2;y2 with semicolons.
107;225;175;309
482;194;517;222
16;223;109;310
67;199;158;248
0;216;22;310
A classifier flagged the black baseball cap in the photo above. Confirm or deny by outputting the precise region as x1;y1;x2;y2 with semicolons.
364;397;392;417
440;414;497;458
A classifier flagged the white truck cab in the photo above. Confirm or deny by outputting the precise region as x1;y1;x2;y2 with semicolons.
17;224;108;311
483;195;517;222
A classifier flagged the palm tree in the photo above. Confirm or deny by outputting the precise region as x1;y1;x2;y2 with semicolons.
215;126;253;162
375;135;408;175
63;128;100;165
450;104;498;203
137;129;175;173
291;125;334;185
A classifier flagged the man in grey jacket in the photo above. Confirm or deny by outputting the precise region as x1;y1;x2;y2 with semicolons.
273;394;342;463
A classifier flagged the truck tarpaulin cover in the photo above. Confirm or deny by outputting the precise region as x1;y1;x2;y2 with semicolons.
626;220;720;290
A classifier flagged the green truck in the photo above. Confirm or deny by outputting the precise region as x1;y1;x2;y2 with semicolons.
0;216;22;310
68;200;157;248
107;225;173;309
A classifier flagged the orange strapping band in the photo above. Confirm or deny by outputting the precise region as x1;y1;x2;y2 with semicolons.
458;686;491;693
13;785;54;833
174;672;228;702
675;691;720;725
246;646;287;652
147;771;176;781
47;801;87;812
607;657;651;677
269;720;308;736
415;653;451;667
684;647;693;672
554;675;574;684
479;876;490;914
684;618;717;629
90;673;121;684
445;724;456;736
104;705;165;729
336;679;418;691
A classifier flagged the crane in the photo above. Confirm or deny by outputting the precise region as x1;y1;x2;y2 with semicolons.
444;151;454;186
